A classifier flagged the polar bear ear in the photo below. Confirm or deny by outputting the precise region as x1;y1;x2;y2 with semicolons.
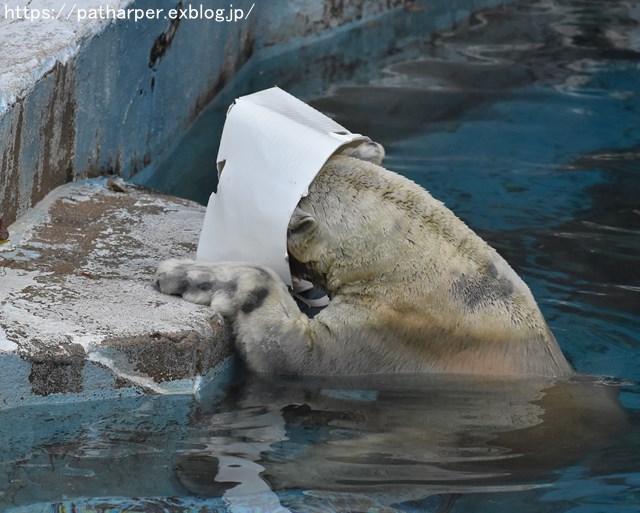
336;138;385;165
288;207;316;234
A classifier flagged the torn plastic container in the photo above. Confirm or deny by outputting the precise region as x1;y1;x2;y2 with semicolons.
196;86;369;287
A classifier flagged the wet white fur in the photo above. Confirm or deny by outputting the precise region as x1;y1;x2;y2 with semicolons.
155;142;573;377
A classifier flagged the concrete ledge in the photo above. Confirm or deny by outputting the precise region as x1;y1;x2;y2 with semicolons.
0;178;233;409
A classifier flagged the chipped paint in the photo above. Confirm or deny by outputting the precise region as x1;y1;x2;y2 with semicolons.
0;0;518;227
0;327;18;352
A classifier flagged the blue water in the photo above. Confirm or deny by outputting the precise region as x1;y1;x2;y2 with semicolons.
3;0;640;511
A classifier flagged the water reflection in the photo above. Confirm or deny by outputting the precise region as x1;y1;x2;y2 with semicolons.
175;373;626;511
0;373;629;512
0;395;193;508
312;0;640;143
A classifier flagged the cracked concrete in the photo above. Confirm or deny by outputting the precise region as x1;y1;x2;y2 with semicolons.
0;177;233;408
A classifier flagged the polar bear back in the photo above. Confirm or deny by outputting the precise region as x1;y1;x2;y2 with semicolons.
289;156;573;376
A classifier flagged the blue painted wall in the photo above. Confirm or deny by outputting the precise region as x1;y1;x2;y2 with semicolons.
0;0;518;226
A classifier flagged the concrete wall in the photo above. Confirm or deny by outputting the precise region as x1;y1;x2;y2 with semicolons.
0;0;407;226
0;0;518;227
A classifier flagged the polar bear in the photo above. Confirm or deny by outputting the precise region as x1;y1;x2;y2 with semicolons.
155;145;573;377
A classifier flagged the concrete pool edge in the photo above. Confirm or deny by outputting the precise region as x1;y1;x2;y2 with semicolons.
0;178;235;410
0;0;522;227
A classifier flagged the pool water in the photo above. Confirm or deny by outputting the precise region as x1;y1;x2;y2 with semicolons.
4;0;640;511
1;373;635;512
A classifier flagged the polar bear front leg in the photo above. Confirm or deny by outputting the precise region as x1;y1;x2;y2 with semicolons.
154;258;320;374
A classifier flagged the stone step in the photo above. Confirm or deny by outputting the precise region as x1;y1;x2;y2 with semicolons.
0;177;233;409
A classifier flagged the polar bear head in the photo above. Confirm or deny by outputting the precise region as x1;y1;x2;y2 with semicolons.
286;141;391;290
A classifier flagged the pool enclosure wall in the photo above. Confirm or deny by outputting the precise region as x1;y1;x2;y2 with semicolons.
0;0;516;227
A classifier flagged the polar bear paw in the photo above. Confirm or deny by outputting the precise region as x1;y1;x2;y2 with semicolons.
154;258;236;313
154;258;290;319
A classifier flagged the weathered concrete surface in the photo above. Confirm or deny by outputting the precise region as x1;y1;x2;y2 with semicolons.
0;0;417;228
0;178;233;409
0;0;523;226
